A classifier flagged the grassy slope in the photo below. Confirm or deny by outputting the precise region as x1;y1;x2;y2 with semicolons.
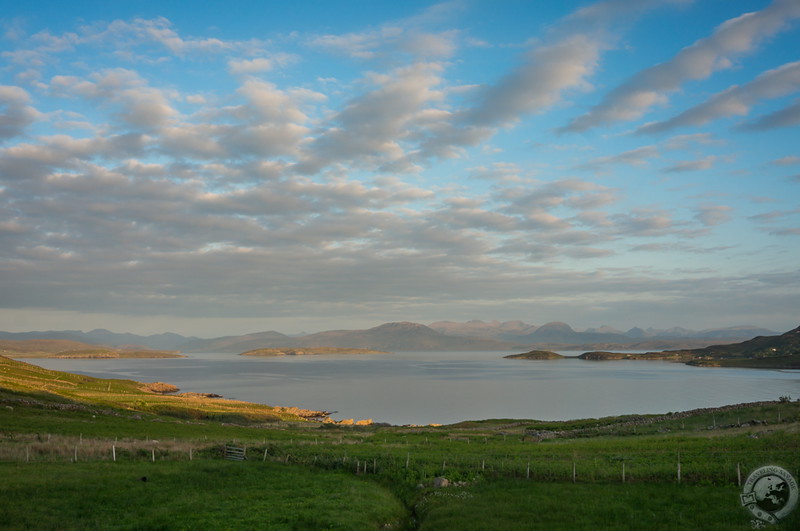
0;355;310;423
1;356;799;529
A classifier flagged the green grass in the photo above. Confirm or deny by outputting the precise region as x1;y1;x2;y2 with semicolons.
0;461;407;530
2;356;800;529
415;480;800;530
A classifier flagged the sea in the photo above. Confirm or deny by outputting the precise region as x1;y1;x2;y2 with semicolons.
26;351;800;426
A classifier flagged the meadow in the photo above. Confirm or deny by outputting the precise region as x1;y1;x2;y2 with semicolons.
1;355;799;529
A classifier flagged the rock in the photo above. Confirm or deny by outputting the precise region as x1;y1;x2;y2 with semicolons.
433;477;450;488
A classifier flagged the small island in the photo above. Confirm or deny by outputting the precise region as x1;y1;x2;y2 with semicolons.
240;347;389;356
504;350;564;360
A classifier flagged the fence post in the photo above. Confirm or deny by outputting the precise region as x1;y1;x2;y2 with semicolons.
573;460;576;483
737;463;741;487
112;445;116;462
622;461;625;483
526;461;530;479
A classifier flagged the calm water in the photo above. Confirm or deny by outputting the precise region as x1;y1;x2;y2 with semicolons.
27;351;799;425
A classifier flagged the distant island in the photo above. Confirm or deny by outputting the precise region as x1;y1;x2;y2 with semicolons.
504;350;564;360
0;339;184;359
240;347;388;356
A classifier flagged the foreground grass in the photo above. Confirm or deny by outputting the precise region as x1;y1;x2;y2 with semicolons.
2;461;795;530
0;461;407;530
415;480;800;530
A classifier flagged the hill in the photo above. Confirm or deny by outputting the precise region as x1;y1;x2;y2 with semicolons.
579;325;800;369
183;322;514;352
0;339;184;358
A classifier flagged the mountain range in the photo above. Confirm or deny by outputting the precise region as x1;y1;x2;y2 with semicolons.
0;321;778;353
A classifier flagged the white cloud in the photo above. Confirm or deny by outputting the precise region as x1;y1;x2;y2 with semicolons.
638;61;800;134
228;57;273;75
662;155;716;173
561;0;800;132
0;85;40;141
741;98;800;130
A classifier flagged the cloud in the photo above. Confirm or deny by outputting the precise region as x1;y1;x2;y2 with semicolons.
576;145;659;173
740;98;800;130
662;155;716;173
560;0;800;133
228;57;273;75
295;62;445;174
49;69;177;130
770;155;800;166
465;34;601;127
0;85;39;141
637;61;800;134
693;204;732;226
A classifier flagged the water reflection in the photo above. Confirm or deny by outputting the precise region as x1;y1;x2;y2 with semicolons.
26;351;799;425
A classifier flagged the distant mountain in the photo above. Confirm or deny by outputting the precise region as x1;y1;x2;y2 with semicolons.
0;330;90;343
180;331;295;353
0;329;197;350
519;322;631;345
182;322;513;353
428;320;776;346
429;320;538;341
0;321;779;353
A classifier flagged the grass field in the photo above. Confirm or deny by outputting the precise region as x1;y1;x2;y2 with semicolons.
2;355;799;529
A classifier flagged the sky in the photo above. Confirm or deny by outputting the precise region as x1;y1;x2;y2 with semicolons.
0;0;799;338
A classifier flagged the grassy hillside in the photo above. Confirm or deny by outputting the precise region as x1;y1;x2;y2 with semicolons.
0;355;317;423
2;356;799;529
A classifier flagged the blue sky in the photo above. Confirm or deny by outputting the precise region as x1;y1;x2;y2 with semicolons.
1;0;798;337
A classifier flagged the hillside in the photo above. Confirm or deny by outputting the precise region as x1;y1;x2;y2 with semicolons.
0;355;319;422
579;325;800;369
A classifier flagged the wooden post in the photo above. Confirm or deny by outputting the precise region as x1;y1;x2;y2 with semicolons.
189;448;192;461
573;461;576;483
373;458;376;474
737;463;741;487
263;448;268;462
622;461;626;483
442;460;446;472
112;445;116;462
526;461;530;479
482;459;485;471
151;448;155;462
74;446;78;462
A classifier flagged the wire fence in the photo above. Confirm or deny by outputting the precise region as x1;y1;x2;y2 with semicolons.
2;433;797;488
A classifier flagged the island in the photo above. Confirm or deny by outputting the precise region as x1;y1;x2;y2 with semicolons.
503;350;564;360
240;347;389;356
